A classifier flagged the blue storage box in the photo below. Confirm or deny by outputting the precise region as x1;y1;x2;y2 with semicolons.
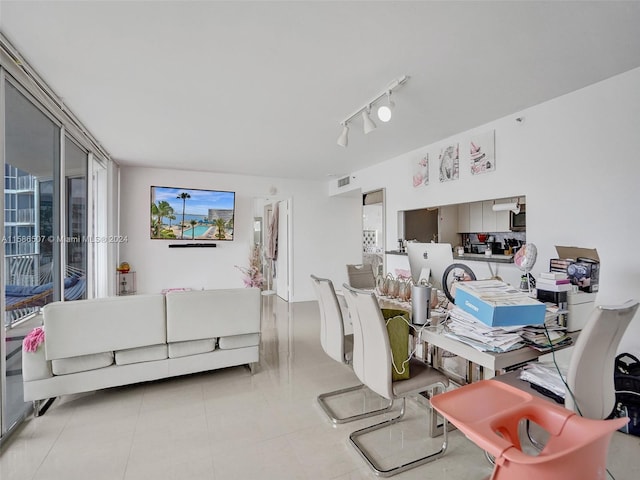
454;280;546;327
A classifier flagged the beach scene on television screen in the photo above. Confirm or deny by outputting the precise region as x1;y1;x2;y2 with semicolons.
150;186;235;240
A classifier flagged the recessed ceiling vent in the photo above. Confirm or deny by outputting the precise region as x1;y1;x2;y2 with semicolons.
337;176;351;188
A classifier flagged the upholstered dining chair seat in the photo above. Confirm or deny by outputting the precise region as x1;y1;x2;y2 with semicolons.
391;359;446;397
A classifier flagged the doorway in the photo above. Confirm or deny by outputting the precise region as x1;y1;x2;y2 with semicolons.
255;197;292;301
362;189;384;276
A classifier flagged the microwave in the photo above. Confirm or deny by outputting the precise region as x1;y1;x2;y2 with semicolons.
510;205;526;231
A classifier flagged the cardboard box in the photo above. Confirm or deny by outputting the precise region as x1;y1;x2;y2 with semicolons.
554;246;600;293
454;280;546;327
567;291;597;332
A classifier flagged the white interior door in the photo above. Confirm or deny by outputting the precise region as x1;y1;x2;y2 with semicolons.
275;199;290;301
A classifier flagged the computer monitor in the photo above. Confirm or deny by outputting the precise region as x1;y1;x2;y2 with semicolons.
406;242;454;290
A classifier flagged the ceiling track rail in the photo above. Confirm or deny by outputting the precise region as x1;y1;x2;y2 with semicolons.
0;32;111;161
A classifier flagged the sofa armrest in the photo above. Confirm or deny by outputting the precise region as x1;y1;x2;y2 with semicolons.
23;344;53;381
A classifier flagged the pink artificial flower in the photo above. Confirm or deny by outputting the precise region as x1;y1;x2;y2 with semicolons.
413;174;423;187
23;326;45;353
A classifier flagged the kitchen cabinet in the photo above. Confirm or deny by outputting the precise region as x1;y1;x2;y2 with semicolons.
458;203;470;232
469;202;483;232
482;201;497;232
458;200;512;233
496;209;510;232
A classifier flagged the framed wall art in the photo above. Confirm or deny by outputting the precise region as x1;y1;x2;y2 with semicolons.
439;144;459;182
412;154;429;188
470;130;495;175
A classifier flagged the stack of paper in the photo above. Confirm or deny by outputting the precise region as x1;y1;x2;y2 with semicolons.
445;307;525;352
519;311;571;352
519;362;567;398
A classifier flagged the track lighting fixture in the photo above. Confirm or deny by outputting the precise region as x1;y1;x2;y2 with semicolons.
336;75;409;147
362;107;377;134
337;123;349;147
377;91;395;122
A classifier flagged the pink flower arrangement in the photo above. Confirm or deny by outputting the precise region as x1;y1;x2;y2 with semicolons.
235;244;264;288
23;326;45;353
236;265;264;288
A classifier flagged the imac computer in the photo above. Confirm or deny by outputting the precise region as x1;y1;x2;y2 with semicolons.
406;242;454;290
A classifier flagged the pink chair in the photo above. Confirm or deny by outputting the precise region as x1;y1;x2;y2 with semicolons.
431;380;627;480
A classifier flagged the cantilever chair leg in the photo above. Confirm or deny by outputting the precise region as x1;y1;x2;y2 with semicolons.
428;384;447;437
318;384;394;424
349;396;449;477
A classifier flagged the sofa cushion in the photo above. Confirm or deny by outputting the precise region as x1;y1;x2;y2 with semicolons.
218;333;260;350
168;338;216;358
115;344;168;366
51;351;114;375
165;288;261;342
44;294;166;360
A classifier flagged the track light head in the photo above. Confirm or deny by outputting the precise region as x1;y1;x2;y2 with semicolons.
336;75;408;145
362;107;377;134
377;91;394;122
377;106;391;122
337;123;349;147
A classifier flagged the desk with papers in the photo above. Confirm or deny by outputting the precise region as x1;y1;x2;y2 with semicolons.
416;325;578;384
377;296;576;385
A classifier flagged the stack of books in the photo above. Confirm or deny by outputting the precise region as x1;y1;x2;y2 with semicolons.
536;272;572;292
536;272;572;328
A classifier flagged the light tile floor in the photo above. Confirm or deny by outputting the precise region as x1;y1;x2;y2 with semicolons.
1;296;639;479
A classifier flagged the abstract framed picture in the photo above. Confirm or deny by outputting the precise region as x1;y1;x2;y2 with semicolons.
470;130;495;175
439;144;459;182
412;154;429;188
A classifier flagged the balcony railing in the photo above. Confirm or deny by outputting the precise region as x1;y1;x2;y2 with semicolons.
4;253;47;328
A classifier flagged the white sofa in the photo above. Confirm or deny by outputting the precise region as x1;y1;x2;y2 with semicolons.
22;288;261;405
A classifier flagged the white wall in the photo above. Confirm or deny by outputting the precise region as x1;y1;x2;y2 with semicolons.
331;67;640;356
119;166;361;302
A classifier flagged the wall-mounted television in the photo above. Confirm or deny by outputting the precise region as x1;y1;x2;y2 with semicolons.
150;186;235;241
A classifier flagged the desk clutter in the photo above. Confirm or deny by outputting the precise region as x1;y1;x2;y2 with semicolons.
444;306;569;354
375;275;571;355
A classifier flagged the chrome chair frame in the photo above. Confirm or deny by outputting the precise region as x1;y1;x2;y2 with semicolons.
311;275;394;424
343;284;449;477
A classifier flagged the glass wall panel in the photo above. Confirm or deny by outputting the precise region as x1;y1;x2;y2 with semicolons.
64;137;87;300
3;80;60;434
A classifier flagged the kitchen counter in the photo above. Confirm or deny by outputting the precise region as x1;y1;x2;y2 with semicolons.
386;250;408;256
454;253;514;264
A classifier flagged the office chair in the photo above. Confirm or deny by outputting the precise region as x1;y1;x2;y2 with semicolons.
310;275;393;424
563;300;639;419
342;284;449;477
346;264;376;289
431;300;639;479
498;300;639;420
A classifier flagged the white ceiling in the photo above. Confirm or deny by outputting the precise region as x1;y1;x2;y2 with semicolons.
2;1;640;181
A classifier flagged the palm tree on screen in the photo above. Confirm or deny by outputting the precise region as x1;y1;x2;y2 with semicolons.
214;218;227;239
190;219;197;239
177;192;191;239
156;200;173;227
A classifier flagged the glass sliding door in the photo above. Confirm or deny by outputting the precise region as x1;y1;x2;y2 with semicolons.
64;137;87;301
89;157;108;298
2;79;60;435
